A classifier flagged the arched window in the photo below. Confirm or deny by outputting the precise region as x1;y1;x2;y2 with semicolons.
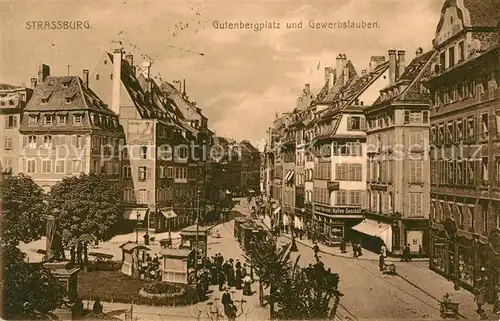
96;74;100;80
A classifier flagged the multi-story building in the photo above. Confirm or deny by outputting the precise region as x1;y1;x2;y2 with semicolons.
211;136;241;197
1;83;33;174
310;53;390;244
239;140;261;195
92;49;194;231
424;0;500;296
363;48;435;255
18;64;123;193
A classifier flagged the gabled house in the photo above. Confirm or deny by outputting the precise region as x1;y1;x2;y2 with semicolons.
308;53;390;245
18;65;123;192
362;48;436;255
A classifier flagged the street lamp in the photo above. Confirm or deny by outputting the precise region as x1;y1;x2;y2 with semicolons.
136;213;141;244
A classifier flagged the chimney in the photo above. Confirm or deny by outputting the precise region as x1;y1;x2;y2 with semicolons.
397;50;406;79
125;54;134;67
343;64;350;82
369;56;386;72
415;47;423;57
142;61;151;79
183;79;186;95
30;78;37;89
388;50;397;85
111;48;123;115
336;54;347;86
82;69;89;87
304;83;310;94
37;64;50;83
361;69;367;76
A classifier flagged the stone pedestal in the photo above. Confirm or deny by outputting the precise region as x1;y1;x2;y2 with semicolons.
43;261;80;320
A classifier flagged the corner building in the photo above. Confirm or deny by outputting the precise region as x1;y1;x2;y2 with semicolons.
424;0;500;298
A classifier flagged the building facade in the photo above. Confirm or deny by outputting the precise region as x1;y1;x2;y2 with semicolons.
424;0;500;298
364;48;435;255
1;83;33;175
18;64;123;193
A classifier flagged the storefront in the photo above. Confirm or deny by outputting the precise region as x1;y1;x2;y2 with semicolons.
429;218;476;291
313;204;363;245
352;218;393;252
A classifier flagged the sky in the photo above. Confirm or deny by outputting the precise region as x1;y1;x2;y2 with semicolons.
0;0;444;149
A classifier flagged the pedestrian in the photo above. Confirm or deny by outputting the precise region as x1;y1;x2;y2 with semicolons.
313;243;320;257
474;285;485;316
352;241;358;258
235;265;242;290
380;244;387;258
225;299;237;321
357;242;363;257
218;270;226;291
92;297;103;314
196;279;205;302
340;239;347;254
379;253;385;271
221;287;231;306
405;244;412;262
243;274;252;295
418;245;423;256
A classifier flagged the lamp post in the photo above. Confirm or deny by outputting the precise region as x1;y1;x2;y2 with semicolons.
194;188;201;270
136;213;141;244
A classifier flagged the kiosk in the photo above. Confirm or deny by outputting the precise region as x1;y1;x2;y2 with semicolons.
179;225;210;261
119;241;151;277
160;248;195;284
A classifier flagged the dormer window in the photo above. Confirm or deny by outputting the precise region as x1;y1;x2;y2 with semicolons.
65;97;72;103
41;92;52;103
58;114;67;125
28;115;38;126
44;115;53;125
62;80;71;88
93;114;99;124
74;114;83;124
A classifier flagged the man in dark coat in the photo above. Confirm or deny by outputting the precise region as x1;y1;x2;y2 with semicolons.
211;264;218;285
218;270;226;291
221;288;231;307
235;265;242;290
228;264;235;287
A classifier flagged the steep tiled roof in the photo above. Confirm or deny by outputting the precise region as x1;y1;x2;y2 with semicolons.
240;140;259;154
24;76;114;115
0;83;21;90
322;61;389;118
315;61;359;104
373;50;436;106
463;0;500;27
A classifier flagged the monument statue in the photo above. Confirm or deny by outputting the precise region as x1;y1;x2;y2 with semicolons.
45;214;65;262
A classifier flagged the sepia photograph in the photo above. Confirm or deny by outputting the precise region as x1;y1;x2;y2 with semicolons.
1;0;500;320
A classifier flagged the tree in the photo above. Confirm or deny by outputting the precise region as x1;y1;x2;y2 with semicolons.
244;227;341;320
1;244;64;319
0;173;46;246
47;174;122;268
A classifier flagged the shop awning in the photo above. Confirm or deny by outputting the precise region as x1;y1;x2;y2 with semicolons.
273;206;281;215
123;209;147;220
161;209;178;219
351;219;393;252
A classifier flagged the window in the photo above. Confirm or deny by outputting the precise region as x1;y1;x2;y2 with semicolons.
28;115;38;126
166;166;174;178
469;80;476;97
350;190;361;205
481;113;488;140
336;190;347;205
410;160;423;183
4;137;13;150
448;46;455;68
349;116;361;130
26;159;36;174
159;145;173;160
482;157;488;185
110;73;113;80
43;135;52;148
72;160;81;174
458;41;465;62
467;117;475;142
409;193;423;217
5;115;17;128
122;189;135;203
140;146;148;160
158;166;165;178
482;207;488;233
456;120;464;141
44;115;53;125
54;159;65;174
122;166;132;178
96;74;100;80
58;115;67;125
42;160;52;174
423;111;429;124
138;166;150;181
138;189;149;203
74;114;83;124
404;110;410;124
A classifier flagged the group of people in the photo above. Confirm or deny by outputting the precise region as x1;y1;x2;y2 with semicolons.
351;240;363;258
198;254;254;295
139;253;161;280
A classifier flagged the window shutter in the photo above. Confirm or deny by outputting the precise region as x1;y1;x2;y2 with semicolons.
23;136;28;147
347;116;352;130
36;135;42;147
416;193;422;217
416;161;423;182
409;194;415;217
360;118;366;131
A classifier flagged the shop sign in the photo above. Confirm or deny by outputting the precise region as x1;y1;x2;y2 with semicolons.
314;205;362;215
327;181;340;191
371;185;387;192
